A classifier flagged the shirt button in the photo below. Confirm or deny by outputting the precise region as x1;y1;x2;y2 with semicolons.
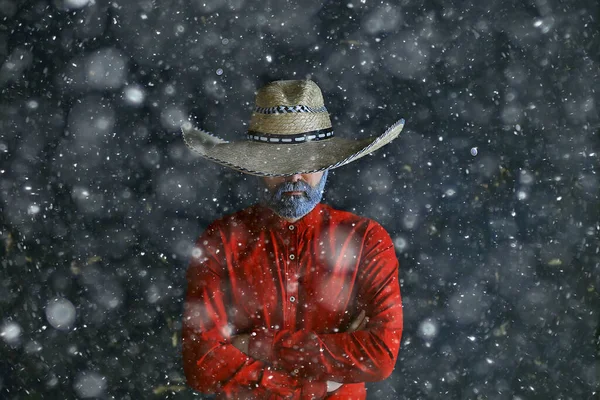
290;296;296;302
289;254;295;260
293;368;299;375
289;225;295;231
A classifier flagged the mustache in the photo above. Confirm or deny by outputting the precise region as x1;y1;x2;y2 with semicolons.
273;180;312;198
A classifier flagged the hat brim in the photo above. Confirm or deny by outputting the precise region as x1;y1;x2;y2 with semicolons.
181;118;405;176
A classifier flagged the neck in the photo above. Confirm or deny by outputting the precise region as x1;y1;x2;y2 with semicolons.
266;202;321;223
273;208;307;223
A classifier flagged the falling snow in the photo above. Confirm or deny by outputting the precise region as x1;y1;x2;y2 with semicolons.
1;0;599;399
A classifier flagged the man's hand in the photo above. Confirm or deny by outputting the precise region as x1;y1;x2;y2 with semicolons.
326;310;369;392
230;334;250;355
346;310;369;332
326;381;343;392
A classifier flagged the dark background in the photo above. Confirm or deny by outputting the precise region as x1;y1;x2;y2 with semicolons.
1;0;599;398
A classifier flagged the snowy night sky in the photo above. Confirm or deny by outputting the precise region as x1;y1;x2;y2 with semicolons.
1;0;599;399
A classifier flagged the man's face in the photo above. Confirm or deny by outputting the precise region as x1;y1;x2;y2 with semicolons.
259;170;328;220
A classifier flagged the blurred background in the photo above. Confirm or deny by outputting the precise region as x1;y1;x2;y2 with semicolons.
1;0;599;398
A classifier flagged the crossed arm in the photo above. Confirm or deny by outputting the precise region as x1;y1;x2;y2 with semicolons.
229;311;369;394
182;263;330;399
181;222;403;399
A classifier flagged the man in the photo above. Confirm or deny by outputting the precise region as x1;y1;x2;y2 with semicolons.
181;80;405;399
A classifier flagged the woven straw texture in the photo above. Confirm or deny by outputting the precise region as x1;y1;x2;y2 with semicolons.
255;80;324;108
181;79;405;176
182;119;405;176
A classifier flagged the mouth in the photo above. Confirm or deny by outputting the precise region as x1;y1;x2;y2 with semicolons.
283;191;305;196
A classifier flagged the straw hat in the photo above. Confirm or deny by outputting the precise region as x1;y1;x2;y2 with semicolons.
181;79;405;176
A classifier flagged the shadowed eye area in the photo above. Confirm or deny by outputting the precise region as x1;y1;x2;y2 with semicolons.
259;171;329;220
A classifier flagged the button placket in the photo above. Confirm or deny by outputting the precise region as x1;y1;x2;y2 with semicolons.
287;224;299;331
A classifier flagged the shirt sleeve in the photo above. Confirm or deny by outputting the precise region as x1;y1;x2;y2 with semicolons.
247;221;403;383
182;223;328;399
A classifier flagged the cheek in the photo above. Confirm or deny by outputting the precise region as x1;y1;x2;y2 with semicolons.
264;179;285;192
262;179;278;189
308;175;323;187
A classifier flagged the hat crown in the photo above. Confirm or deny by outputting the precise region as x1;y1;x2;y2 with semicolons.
181;77;405;176
255;80;324;108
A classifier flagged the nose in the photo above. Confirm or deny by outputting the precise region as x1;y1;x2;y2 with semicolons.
289;174;303;183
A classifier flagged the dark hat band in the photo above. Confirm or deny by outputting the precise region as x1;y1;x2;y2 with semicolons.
246;128;334;143
254;105;328;114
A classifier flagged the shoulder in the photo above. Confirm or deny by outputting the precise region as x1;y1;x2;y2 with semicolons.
323;205;397;272
321;203;392;240
201;204;259;237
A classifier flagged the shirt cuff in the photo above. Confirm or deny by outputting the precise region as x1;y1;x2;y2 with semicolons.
259;368;299;398
248;330;276;364
300;381;328;400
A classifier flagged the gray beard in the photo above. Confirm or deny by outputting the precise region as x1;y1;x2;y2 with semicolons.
258;170;329;220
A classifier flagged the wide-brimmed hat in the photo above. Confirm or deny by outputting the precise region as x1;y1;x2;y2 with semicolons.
181;79;405;176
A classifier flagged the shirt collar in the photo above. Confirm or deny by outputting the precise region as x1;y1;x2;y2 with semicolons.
253;202;326;232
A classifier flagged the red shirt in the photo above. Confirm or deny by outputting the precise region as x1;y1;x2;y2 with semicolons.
182;202;403;399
